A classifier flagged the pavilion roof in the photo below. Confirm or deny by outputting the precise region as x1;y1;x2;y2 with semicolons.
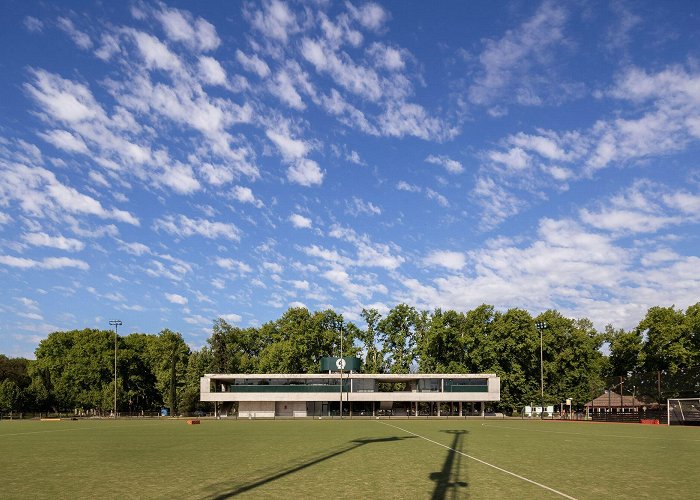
584;390;644;408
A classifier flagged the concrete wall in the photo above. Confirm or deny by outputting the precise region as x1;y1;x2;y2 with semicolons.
275;401;307;417
239;401;275;418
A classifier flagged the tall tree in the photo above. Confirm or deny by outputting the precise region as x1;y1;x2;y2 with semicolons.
605;325;642;376
359;308;384;373
146;329;190;414
637;305;691;374
378;304;418;373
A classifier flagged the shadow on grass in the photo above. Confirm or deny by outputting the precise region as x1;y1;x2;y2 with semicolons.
429;430;469;500
210;435;414;498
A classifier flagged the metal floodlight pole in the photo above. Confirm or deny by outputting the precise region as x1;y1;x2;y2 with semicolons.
535;321;547;419
339;319;343;419
109;320;122;418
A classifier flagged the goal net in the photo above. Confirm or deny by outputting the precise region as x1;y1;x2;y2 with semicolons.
667;398;700;426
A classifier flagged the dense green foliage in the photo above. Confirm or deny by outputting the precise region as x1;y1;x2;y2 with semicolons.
1;302;699;415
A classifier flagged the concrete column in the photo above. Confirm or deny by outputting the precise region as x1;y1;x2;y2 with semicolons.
459;402;462;417
480;402;485;416
437;402;441;417
372;401;375;416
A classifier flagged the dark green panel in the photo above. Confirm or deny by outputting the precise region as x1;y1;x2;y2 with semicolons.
319;356;361;372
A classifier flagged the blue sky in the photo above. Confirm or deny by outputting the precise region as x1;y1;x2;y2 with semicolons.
1;0;699;358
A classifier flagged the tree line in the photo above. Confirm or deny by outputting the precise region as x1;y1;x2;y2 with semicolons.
1;302;698;416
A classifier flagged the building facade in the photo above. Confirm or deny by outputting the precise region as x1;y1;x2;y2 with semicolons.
200;371;501;418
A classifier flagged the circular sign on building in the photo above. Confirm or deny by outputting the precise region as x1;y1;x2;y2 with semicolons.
335;358;347;370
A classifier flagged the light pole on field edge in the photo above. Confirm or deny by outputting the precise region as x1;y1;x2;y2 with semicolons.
535;321;548;419
339;318;343;419
109;320;122;418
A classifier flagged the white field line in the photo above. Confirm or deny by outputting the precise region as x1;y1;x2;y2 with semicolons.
0;422;164;438
481;423;700;442
379;421;577;500
0;427;103;437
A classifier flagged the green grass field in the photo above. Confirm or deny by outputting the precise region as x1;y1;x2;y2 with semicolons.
1;417;697;499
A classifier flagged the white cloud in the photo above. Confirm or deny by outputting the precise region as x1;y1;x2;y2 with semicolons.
235;50;271;78
269;70;305;109
156;6;220;51
18;312;44;321
220;313;242;323
199;163;234;186
39;129;89;153
25;69;101;123
468;1;571;107
159;163;201;194
290;213;312;228
131;31;182;72
119;241;150;256
328;225;404;270
0;255;89;270
263;261;283;274
232;186;263;208
266;130;308;159
165;293;188;305
347;2;389;31
488;147;529;171
301;37;383;101
22;232;85;252
154;214;240;240
17;297;40;311
426;188;449;207
287;159;324;186
424;250;466;270
509;132;568;161
216;258;252;273
198;56;227;86
579;181;699;235
57;17;92;50
346;197;381;216
380;102;457;141
247;0;298;43
425;154;464;174
367;43;404;71
396;181;421;193
346;150;364;165
24;16;43;33
0;162;139;226
472;177;525;229
291;280;309;290
95;33;121;61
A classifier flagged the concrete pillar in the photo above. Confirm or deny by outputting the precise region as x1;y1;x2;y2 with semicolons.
459;402;462;417
372;401;375;416
480;402;485;416
437;402;441;417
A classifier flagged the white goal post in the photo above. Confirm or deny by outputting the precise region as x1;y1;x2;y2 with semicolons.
667;398;700;426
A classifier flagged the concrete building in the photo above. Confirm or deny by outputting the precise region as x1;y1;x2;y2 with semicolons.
200;371;500;418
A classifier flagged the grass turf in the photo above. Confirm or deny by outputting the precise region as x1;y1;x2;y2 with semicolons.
1;418;697;499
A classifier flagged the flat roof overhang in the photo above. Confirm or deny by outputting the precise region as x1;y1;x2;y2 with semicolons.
203;373;497;381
